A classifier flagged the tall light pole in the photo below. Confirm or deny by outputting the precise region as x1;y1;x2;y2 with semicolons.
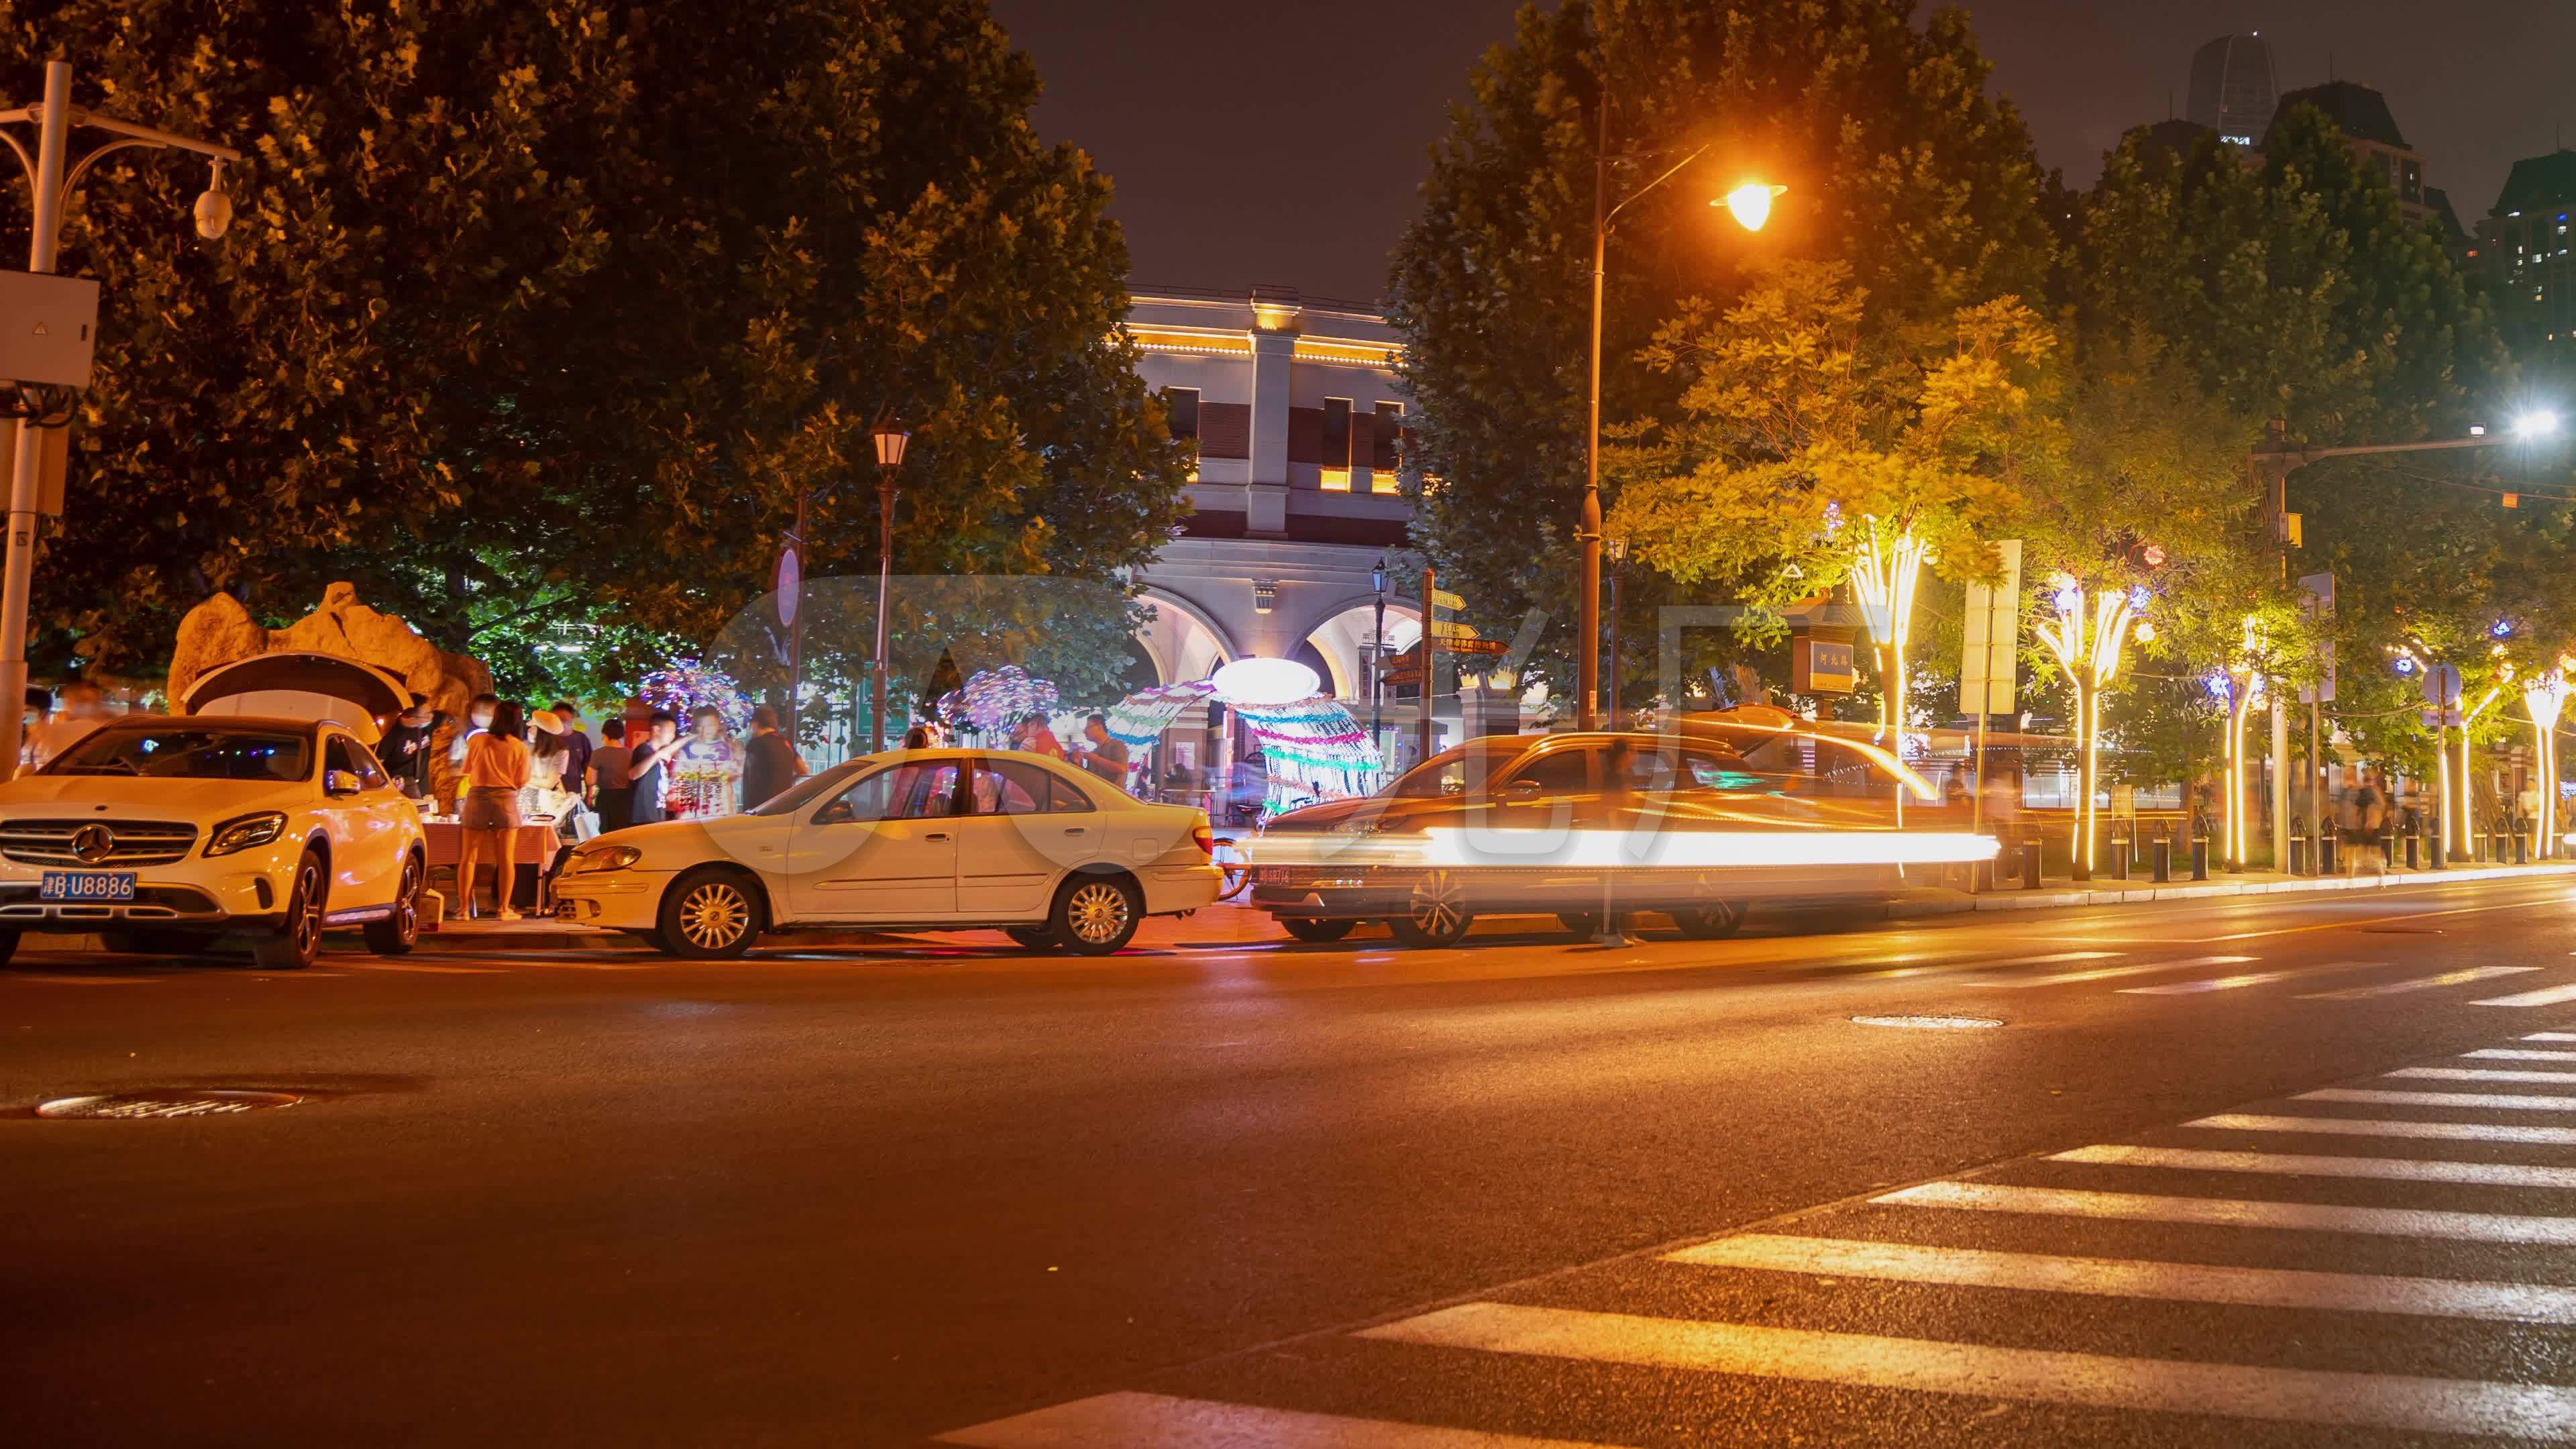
1370;553;1387;755
2250;411;2561;865
1576;94;1779;729
1603;535;1627;729
0;60;237;779
868;417;911;753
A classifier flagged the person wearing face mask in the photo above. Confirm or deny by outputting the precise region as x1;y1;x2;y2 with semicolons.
28;680;108;771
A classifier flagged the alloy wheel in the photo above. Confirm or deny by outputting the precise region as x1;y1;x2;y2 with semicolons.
678;881;751;952
1065;881;1132;946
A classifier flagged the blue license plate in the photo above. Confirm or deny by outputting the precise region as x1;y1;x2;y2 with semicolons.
42;871;136;902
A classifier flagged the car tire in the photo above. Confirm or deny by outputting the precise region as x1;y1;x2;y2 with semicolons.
659;869;765;959
1387;870;1473;949
364;855;424;956
1004;926;1062;953
1280;917;1354;943
1052;871;1142;956
253;850;327;970
1670;900;1748;939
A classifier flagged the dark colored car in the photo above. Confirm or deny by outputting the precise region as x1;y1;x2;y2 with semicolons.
1245;721;1988;947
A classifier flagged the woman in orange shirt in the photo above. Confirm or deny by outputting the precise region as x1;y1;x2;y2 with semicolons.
458;700;534;920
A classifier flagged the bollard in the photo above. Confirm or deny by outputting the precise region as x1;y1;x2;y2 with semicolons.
2518;833;2530;865
2320;831;2338;874
2151;835;2171;883
2022;836;2045;890
2190;837;2209;881
2289;820;2308;877
2111;830;2132;880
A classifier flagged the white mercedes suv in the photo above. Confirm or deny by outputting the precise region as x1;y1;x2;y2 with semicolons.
0;715;427;968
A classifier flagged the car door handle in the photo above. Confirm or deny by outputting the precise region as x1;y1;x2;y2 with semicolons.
924;833;952;842
1063;827;1087;835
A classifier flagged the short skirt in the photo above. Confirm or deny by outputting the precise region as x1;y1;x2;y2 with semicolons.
462;786;523;831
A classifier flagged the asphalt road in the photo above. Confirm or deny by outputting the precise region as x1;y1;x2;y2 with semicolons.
9;877;2576;1447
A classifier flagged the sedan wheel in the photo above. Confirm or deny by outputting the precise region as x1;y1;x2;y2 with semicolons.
1670;900;1748;939
1004;926;1062;953
659;871;763;959
1279;917;1354;943
1053;875;1141;956
1387;870;1473;948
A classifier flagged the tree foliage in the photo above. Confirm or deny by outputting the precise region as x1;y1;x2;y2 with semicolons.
1;0;1187;700
1389;0;2057;686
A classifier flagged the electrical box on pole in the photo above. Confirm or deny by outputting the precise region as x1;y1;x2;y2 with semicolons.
0;270;98;388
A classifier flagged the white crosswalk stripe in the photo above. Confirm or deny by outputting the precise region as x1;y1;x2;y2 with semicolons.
1966;954;2252;988
2527;1032;2576;1042
934;1391;1623;1448
2185;1112;2576;1144
2390;1065;2576;1084
2300;1085;2576;1110
941;1034;2576;1445
2474;982;2576;1007
2298;965;2538;1000
2051;1142;2576;1188
2118;961;2381;994
1668;1232;2576;1324
1358;1302;2576;1440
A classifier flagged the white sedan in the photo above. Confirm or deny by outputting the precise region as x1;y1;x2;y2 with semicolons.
553;748;1222;957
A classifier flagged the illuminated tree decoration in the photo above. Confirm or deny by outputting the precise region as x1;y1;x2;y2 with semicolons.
2033;575;2140;873
639;657;752;735
935;665;1060;736
2521;659;2569;860
1847;522;1935;747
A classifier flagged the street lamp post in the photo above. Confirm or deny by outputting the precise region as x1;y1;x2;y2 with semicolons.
2249;411;2561;867
1576;96;1779;729
869;418;911;753
1603;536;1627;729
0;60;237;780
1370;554;1388;755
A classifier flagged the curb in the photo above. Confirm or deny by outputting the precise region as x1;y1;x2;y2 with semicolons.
1879;861;2576;919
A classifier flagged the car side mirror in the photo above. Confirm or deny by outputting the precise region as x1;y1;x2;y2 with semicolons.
324;769;364;796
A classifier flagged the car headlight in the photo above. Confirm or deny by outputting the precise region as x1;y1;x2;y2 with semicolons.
572;845;643;874
205;812;289;857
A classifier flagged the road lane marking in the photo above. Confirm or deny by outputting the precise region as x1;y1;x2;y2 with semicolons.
337;961;506;974
1357;1302;2576;1439
2526;1032;2576;1042
2389;1067;2576;1084
2298;966;2539;1000
2186;1113;2576;1144
2192;895;2569;945
2119;961;2379;995
1980;951;2121;967
2465;1049;2576;1062
933;1390;1621;1448
2299;1087;2576;1112
2052;1143;2576;1189
1665;1232;2576;1324
1874;1181;2576;1245
1967;955;2253;988
2475;983;2576;1008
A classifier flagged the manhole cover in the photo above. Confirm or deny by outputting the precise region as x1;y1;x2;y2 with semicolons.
1850;1014;2003;1030
36;1090;301;1119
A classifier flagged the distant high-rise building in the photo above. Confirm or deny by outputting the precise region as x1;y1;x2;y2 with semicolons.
2269;80;2438;231
2186;34;2277;146
2474;149;2576;358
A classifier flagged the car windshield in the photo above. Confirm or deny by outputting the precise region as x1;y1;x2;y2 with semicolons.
749;759;868;817
1385;740;1529;798
47;727;313;781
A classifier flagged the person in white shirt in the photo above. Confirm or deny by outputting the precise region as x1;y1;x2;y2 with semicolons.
27;680;107;771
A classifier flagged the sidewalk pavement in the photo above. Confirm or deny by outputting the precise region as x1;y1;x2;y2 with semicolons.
1890;857;2576;919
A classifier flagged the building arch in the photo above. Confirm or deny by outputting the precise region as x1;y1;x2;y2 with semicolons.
1134;586;1238;688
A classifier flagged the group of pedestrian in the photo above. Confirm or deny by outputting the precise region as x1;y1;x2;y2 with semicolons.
19;680;109;771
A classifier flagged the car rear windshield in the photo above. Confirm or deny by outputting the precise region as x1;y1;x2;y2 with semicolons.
46;727;313;781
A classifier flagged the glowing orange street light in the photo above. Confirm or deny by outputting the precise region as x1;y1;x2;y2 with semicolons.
1718;182;1788;233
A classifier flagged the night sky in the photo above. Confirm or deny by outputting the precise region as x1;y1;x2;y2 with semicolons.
989;0;2575;304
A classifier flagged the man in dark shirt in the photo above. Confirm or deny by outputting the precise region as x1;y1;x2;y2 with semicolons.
550;700;592;790
378;696;439;797
741;704;802;810
626;712;680;825
1077;714;1130;792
